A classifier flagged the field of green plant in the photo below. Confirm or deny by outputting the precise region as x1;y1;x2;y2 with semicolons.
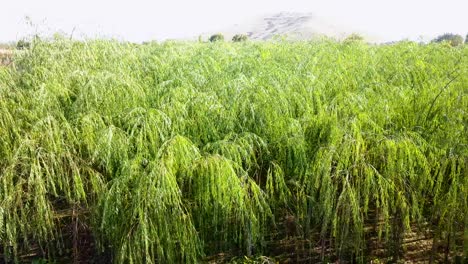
0;38;467;263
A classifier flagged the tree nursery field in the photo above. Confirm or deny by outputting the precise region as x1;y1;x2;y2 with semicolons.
0;38;466;263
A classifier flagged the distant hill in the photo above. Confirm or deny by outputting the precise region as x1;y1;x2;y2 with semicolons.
200;12;381;42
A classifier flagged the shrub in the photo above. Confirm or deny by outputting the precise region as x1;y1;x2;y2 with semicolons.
432;33;463;47
16;39;31;50
343;33;365;43
232;34;248;42
209;33;224;42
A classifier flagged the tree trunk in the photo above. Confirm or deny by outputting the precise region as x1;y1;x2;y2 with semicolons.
391;214;403;262
72;205;79;264
429;231;437;264
444;233;450;263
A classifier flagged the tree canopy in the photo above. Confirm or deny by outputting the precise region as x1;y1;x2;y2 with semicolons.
432;33;464;46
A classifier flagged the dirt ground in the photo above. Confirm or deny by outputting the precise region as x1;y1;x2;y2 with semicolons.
0;49;13;66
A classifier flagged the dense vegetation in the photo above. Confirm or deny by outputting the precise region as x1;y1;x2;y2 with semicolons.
432;33;465;47
0;38;467;263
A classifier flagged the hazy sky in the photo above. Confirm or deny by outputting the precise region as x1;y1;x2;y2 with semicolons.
1;0;467;42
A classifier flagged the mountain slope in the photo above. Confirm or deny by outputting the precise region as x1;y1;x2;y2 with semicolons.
201;12;380;41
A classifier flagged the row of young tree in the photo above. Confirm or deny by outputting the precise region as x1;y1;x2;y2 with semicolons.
208;33;249;42
1;37;466;263
208;32;468;46
7;32;467;47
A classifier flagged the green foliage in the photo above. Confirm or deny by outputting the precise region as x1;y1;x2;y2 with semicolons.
0;38;467;263
31;259;49;264
232;34;248;42
432;33;464;46
209;33;225;42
